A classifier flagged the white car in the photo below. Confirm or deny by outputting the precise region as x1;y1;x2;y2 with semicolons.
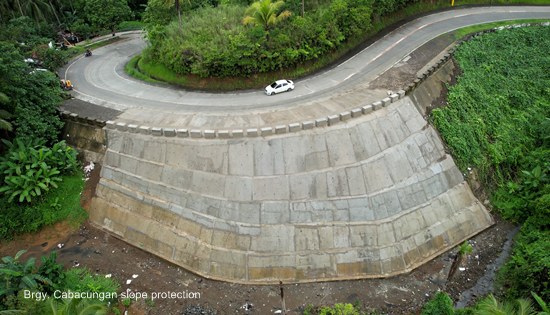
265;79;294;95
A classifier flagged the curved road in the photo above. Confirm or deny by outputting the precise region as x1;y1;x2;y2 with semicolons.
65;6;550;127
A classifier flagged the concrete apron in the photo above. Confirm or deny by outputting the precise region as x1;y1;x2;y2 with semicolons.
88;61;494;284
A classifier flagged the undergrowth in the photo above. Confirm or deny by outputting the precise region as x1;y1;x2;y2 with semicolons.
430;25;550;301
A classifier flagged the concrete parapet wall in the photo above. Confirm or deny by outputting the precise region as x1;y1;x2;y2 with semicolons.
90;96;493;283
61;111;106;162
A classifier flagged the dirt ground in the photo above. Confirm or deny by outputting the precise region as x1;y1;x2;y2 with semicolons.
0;162;517;315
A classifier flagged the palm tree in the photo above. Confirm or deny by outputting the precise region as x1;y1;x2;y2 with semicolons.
242;0;292;30
3;0;56;23
475;294;536;315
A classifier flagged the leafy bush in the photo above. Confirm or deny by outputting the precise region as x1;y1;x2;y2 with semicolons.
0;139;77;203
0;174;86;240
144;0;373;78
0;250;53;305
498;218;550;302
63;268;119;296
319;303;359;315
431;26;550;302
1;251;117;313
421;291;454;315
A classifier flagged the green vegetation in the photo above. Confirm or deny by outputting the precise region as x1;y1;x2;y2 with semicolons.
431;25;549;302
143;0;374;78
421;292;454;315
453;19;550;39
1;250;119;314
0;173;87;240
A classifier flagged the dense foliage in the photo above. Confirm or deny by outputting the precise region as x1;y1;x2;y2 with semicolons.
1;250;119;313
143;0;422;78
421;291;454;315
431;26;550;302
1;0;141;39
0;139;78;203
0;41;63;145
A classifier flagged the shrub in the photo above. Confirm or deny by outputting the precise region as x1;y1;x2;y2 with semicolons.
319;303;360;315
0;139;77;203
431;25;550;303
421;292;454;315
145;0;373;78
0;173;86;240
63;268;119;296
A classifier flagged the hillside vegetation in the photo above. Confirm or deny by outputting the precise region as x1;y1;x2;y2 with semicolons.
431;25;550;303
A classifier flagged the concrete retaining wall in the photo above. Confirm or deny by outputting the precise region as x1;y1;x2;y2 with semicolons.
90;96;493;283
62;112;106;163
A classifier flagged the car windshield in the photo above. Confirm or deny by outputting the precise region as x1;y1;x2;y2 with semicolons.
270;82;278;88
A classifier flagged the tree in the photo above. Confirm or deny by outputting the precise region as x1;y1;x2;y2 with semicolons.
84;0;131;36
0;93;13;136
0;41;63;145
242;0;291;30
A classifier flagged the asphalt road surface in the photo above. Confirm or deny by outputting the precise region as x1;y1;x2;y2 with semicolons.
64;6;550;113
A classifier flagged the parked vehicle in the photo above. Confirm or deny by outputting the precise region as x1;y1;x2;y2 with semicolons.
265;79;294;96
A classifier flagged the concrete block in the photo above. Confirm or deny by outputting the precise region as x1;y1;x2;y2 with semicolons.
190;129;202;138
339;111;352;121
261;201;290;224
315;118;328;127
217;130;230;138
345;166;367;196
326;168;350;197
389;94;399;103
253;139;284;176
253;176;289;200
275;125;287;134
294;227;319;251
203;130;216;139
69;113;78;119
288;123;301;132
363;157;393;194
327;115;340;126
176;129;189;137
397;90;406;99
372;101;383;110
261;127;273;136
381;97;391;107
350;225;377;247
318;226;334;249
302;121;315;129
224;176;253;201
246;128;259;137
228;142;254;176
115;122;128;131
231;129;244;137
250;225;295;252
128;124;139;133
163;128;176;137
351;108;362;117
139;126;150;134
151;127;163;136
362;105;373;114
325;129;356;167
